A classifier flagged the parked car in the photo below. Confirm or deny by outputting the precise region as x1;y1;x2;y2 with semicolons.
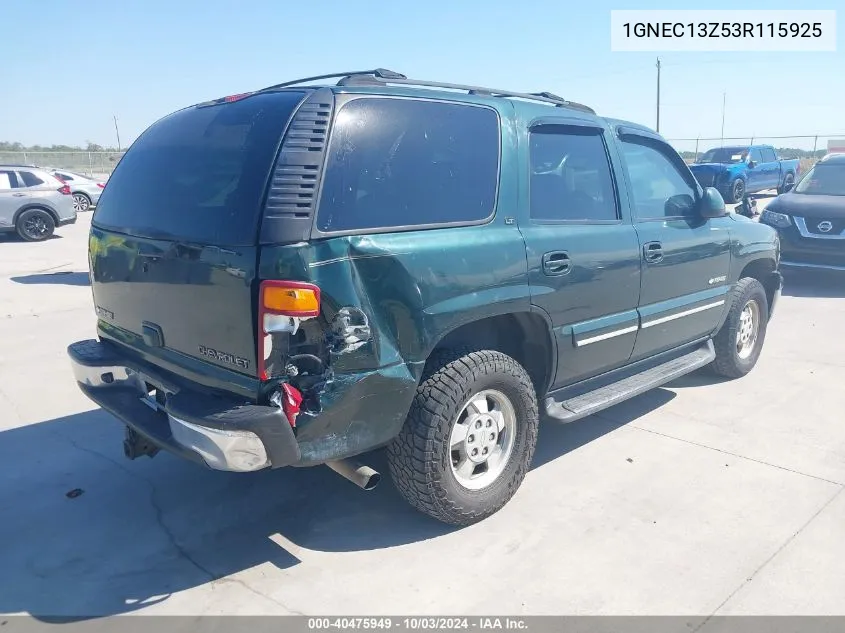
0;164;77;241
689;144;800;203
68;69;781;525
48;169;106;212
759;152;845;272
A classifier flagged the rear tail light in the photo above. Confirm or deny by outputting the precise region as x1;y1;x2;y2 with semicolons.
96;183;106;189
257;280;321;381
58;185;71;195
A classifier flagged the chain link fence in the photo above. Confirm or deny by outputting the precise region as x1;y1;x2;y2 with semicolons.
0;151;125;180
668;135;845;174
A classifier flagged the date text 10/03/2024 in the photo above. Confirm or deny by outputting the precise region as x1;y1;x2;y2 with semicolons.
307;618;529;630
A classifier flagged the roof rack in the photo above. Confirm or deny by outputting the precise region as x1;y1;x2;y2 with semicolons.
257;68;407;92
334;71;596;114
257;68;595;114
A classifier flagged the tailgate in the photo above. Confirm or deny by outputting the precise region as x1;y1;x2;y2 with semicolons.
89;226;260;377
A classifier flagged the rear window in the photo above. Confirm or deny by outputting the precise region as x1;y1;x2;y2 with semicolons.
316;98;499;233
93;91;306;245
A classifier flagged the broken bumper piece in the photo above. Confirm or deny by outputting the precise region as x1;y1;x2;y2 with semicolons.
67;339;301;472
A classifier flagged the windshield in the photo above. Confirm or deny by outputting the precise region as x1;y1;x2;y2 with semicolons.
793;163;845;196
697;148;747;164
92;90;305;245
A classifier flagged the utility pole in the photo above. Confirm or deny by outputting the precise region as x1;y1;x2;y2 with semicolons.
655;57;661;133
720;93;726;147
113;115;122;152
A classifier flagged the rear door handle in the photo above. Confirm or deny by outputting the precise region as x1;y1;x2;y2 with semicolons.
542;251;572;276
643;241;664;263
12;193;26;197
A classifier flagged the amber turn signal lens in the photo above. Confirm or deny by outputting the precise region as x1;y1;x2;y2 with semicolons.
262;284;320;316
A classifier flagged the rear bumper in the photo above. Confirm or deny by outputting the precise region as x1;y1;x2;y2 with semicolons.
68;339;300;472
57;214;77;227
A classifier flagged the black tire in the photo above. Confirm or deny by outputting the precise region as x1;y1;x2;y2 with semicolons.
387;349;539;526
777;172;795;195
711;278;769;378
15;208;56;242
729;178;746;203
72;192;91;212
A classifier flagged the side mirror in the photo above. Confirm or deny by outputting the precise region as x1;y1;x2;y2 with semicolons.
699;187;727;218
747;160;756;168
782;182;795;193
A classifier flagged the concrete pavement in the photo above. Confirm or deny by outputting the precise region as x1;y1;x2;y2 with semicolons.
0;212;843;619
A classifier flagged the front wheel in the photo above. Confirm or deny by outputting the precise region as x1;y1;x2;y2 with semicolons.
711;278;769;378
15;208;55;242
387;349;539;526
729;178;746;203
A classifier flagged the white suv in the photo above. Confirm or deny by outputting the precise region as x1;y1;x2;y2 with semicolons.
0;165;77;241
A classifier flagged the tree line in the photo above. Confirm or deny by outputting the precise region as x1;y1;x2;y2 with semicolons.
0;141;121;152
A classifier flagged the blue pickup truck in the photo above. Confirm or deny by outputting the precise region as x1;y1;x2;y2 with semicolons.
690;145;800;203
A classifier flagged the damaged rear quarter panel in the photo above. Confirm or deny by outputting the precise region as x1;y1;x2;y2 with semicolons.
257;223;530;460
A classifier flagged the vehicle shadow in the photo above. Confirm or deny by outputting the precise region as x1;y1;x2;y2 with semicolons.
0;388;676;620
526;387;675;469
781;271;845;298
11;271;90;286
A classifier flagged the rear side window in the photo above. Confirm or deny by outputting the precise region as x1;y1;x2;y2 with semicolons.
529;126;618;222
19;172;45;187
316;98;499;233
93;91;306;245
55;172;74;181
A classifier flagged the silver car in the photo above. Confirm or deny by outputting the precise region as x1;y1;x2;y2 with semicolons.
49;169;106;212
0;165;77;241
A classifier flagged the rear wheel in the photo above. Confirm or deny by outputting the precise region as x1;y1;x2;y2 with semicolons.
387;349;539;526
72;193;91;212
15;209;55;242
711;278;769;378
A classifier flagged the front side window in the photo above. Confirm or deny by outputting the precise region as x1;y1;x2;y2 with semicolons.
761;148;778;163
529;125;618;222
0;171;18;190
316;98;499;233
621;138;697;220
749;148;764;164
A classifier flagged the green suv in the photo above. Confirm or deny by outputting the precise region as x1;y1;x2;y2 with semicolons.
68;69;782;526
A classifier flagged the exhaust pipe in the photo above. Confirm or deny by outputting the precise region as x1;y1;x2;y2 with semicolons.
326;459;381;491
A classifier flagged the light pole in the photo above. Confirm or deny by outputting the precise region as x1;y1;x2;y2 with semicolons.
113;115;122;152
656;57;661;133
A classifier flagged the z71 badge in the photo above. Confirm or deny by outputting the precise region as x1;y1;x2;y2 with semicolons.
198;345;250;369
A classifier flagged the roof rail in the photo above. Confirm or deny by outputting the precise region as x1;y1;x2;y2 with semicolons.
336;73;595;114
258;68;406;92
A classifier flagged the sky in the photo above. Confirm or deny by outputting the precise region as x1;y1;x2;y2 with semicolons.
1;0;842;151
